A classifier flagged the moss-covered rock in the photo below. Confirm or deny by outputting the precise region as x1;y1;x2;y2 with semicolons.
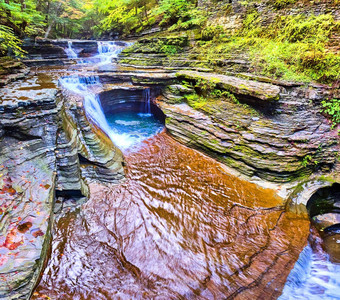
176;70;281;102
158;81;339;183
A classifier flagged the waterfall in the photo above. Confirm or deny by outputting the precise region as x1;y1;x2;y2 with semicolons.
59;75;131;148
65;41;78;59
60;40;149;150
138;88;152;118
96;41;125;64
58;76;106;130
144;88;151;114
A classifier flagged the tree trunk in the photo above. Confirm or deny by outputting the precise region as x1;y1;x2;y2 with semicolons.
44;20;54;38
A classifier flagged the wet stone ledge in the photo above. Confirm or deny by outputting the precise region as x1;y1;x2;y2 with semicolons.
157;73;339;184
0;70;125;299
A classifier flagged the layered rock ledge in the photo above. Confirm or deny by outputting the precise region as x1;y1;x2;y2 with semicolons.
68;65;339;186
0;69;124;299
157;74;339;183
176;70;281;101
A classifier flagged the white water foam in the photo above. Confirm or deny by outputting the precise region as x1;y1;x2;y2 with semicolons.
96;41;126;65
59;75;132;149
279;243;340;300
64;41;78;59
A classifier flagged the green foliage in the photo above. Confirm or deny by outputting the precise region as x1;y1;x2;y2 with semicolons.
0;0;96;55
124;37;187;55
91;0;206;37
92;0;158;36
249;39;340;82
242;11;262;36
201;25;224;41
271;14;338;43
301;155;314;167
0;0;45;55
321;98;340;128
42;0;96;38
194;78;216;96
273;0;298;9
159;44;178;55
154;0;203;30
0;25;25;56
0;0;45;35
197;13;340;83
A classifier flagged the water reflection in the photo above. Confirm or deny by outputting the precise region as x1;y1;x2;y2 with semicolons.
33;132;309;299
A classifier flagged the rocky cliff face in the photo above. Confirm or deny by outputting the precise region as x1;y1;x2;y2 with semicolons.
158;72;339;183
117;45;340;185
0;67;124;299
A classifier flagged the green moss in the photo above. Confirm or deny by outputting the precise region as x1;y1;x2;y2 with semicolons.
165;117;172;125
192;13;340;83
185;93;208;109
273;0;298;9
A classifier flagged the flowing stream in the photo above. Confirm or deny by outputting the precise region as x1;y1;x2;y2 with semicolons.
30;41;340;299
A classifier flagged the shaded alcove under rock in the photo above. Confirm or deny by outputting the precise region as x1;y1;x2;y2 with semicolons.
306;183;340;262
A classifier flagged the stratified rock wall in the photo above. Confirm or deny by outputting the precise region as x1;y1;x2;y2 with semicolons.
0;84;60;299
0;70;125;299
158;77;339;182
85;63;339;184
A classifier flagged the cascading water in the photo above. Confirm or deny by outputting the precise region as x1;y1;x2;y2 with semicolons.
138;87;152;117
96;41;125;64
279;242;340;299
59;75;132;149
59;40;162;151
64;41;78;59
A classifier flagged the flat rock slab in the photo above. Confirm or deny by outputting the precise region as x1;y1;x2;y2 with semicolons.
0;73;57;110
176;70;281;101
96;72;176;85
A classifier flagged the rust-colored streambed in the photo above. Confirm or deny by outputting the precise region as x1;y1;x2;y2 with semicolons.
33;132;310;299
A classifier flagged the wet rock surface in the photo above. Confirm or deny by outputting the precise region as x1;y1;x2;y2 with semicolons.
0;67;124;299
32;133;310;300
0;76;60;299
0;57;30;87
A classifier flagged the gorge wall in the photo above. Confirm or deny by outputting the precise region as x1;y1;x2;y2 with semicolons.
0;62;124;299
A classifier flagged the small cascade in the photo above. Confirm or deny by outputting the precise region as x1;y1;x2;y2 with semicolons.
279;242;340;300
60;41;160;151
59;75;131;149
65;41;78;59
138;88;152;117
96;41;125;64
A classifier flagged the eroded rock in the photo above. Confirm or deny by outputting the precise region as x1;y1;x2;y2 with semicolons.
0;68;125;299
176;70;281;101
158;76;339;183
